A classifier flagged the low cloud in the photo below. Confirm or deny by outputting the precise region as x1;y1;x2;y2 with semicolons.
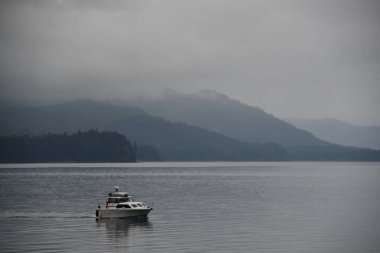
1;0;379;124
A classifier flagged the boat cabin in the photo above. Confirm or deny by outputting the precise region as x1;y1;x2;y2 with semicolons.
105;186;149;209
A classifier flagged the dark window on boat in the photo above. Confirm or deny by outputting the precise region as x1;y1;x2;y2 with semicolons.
109;198;120;203
116;204;131;208
131;204;138;208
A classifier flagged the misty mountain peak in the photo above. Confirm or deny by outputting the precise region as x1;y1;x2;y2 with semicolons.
192;89;229;101
133;89;327;147
161;88;186;99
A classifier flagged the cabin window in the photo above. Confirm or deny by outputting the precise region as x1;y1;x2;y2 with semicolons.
116;204;131;208
109;198;120;203
137;204;143;207
131;204;138;208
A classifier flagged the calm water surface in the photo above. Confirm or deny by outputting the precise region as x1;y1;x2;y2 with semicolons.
0;162;379;253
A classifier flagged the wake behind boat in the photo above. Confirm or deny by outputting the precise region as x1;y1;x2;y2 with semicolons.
96;186;153;219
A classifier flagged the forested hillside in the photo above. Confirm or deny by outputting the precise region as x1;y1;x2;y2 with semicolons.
133;90;328;147
0;130;138;163
0;101;288;161
105;114;288;161
1;100;379;161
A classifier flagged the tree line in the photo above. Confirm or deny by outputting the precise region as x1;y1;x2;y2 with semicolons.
0;130;160;163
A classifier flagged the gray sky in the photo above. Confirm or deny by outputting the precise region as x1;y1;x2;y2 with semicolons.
1;0;379;125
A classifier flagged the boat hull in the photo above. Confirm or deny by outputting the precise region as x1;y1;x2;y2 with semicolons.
96;208;152;219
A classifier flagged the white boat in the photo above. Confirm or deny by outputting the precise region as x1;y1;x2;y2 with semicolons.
96;186;153;219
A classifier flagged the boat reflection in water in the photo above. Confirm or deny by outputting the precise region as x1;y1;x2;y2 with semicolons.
96;216;152;233
96;216;153;248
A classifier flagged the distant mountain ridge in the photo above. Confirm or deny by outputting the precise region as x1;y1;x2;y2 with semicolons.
132;89;328;147
287;118;380;150
0;100;288;161
0;100;146;135
1;98;379;161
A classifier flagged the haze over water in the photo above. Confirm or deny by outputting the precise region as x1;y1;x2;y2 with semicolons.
0;162;379;253
1;1;380;125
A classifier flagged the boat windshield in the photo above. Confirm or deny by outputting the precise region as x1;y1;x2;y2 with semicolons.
108;197;129;203
116;204;131;208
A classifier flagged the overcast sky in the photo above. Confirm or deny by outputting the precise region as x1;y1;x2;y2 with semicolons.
1;0;379;125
